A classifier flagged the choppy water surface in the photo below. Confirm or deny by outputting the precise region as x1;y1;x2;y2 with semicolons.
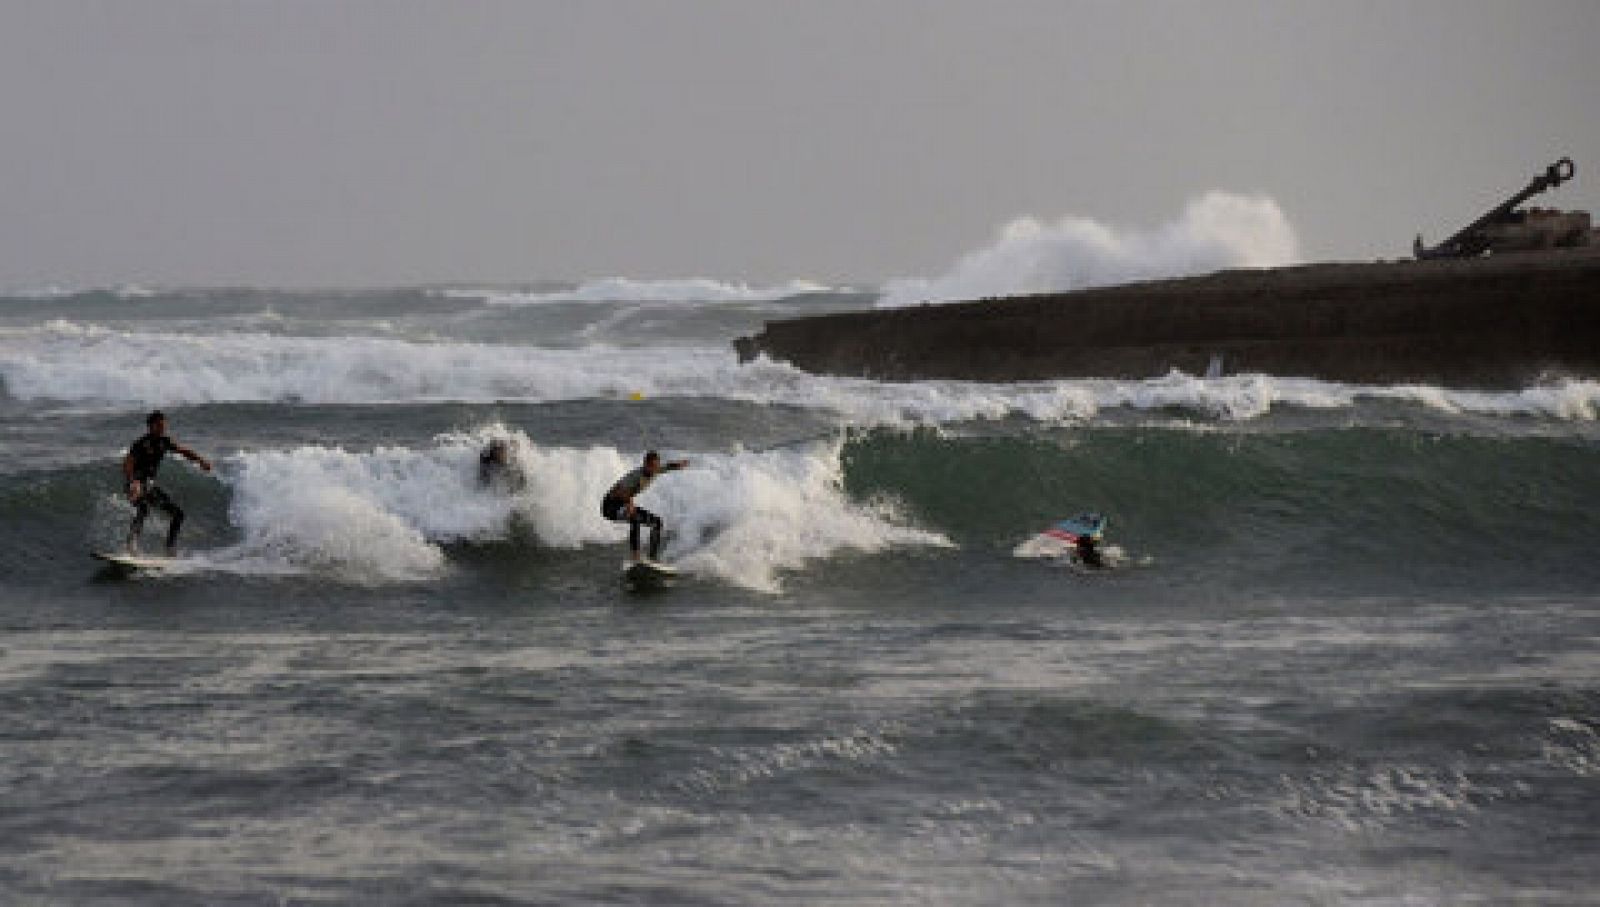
2;286;1597;904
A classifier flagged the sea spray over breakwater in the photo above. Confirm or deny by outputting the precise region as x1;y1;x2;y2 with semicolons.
3;321;1598;425
877;192;1300;308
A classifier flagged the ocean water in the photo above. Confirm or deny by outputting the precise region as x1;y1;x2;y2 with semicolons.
1;283;1598;904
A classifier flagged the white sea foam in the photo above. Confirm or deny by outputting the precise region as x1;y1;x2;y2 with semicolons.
208;427;947;589
1277;763;1511;833
642;439;950;592
452;277;834;306
0;320;708;407
0;284;157;301
877;192;1299;308
3;321;1596;425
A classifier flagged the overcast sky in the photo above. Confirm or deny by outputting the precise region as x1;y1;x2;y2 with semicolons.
2;1;1597;287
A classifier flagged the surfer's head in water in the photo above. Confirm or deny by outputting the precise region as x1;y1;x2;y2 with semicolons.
642;450;662;475
146;410;167;435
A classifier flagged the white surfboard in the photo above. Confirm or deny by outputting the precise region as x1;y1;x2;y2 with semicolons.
92;550;177;571
621;559;678;592
1013;513;1107;560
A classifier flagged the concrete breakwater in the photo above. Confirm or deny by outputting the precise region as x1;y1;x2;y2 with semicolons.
735;251;1600;387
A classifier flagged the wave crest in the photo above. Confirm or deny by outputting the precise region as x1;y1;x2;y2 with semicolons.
3;321;1596;426
453;277;834;306
214;427;946;590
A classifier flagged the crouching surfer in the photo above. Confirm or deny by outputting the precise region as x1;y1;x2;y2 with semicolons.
478;438;527;492
601;450;689;563
123;410;212;556
1065;512;1107;569
1074;532;1104;569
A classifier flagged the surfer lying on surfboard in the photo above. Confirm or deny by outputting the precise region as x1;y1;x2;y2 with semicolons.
1012;513;1110;568
601;450;689;563
123;410;212;556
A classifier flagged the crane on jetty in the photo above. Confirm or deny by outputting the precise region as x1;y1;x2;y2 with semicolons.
1414;157;1595;259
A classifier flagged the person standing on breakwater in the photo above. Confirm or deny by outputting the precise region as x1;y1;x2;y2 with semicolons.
123;410;212;555
601;450;689;563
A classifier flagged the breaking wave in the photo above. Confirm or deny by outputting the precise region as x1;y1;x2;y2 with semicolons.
18;422;1598;594
213;427;947;590
451;277;835;306
0;284;157;302
2;321;1597;425
877;192;1300;308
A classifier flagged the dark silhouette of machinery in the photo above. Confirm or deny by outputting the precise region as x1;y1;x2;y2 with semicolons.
1415;158;1594;259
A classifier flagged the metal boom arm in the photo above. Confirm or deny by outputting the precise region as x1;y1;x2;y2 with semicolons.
1414;157;1575;260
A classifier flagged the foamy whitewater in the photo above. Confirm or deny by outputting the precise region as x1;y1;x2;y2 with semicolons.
2;206;1597;904
4;321;1596;425
205;428;946;591
456;277;837;306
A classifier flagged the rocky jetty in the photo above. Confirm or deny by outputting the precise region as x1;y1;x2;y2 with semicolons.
735;250;1600;387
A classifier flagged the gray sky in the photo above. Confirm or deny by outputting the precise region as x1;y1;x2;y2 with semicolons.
2;0;1597;287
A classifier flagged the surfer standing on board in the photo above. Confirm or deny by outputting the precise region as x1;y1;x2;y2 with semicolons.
602;450;689;563
123;410;211;555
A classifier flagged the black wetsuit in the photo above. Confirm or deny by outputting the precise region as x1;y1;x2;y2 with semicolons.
479;449;501;486
479;444;526;492
1075;535;1104;569
601;467;663;560
126;433;184;550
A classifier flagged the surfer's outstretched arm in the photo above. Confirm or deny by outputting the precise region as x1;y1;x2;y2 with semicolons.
173;443;213;473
